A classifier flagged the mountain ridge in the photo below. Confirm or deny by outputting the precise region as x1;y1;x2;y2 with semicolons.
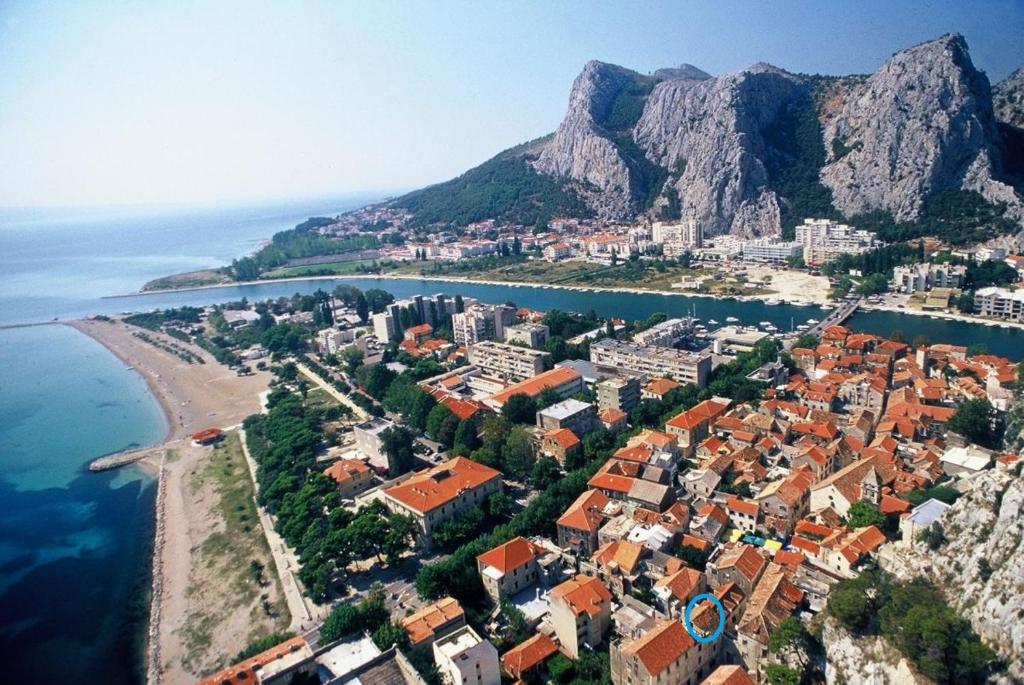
387;33;1024;242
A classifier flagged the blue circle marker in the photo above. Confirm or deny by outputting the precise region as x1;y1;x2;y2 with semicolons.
683;593;725;644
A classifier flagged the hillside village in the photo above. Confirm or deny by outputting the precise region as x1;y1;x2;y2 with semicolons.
126;276;1022;685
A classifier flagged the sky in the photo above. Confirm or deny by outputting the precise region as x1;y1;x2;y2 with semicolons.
1;0;1023;209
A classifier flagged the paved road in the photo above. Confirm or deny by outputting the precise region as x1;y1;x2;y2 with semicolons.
295;360;372;421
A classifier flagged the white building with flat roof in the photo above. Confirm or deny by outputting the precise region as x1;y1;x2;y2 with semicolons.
468;340;550;381
742;239;803;264
432;626;500;685
590;339;711;388
974;287;1024;321
795;218;880;265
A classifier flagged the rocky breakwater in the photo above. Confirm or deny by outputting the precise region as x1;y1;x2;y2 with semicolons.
878;465;1024;683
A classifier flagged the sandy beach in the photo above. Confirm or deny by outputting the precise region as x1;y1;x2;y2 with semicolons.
69;319;288;684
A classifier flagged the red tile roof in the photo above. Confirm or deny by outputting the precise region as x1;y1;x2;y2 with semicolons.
501;633;558;679
551;574;612;616
323;458;370;484
489;367;581;406
667;399;729;431
197;637;309;685
622;619;694;676
701;665;756;685
401;597;464;646
557;489;610;533
384;456;501;514
545;428;580;450
477;536;543;574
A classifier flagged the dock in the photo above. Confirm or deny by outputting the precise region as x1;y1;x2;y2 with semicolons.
88;444;166;471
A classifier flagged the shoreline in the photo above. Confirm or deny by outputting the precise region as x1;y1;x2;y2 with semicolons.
114;271;832;307
117;271;1024;332
67;318;282;683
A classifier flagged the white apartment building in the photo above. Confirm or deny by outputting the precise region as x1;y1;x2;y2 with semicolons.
741;238;804;264
503;322;549;348
590;339;712;388
632;317;696;347
452;304;515;346
432;626;500;685
892;263;967;293
974;287;1024;321
652;219;703;256
795;218;880;265
467;341;550;381
372;311;398;342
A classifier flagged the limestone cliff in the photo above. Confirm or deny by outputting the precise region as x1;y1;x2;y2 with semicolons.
994;67;1024;129
822;617;930;685
878;466;1024;683
820;34;1023;225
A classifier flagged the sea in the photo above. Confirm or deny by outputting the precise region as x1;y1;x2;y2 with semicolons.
2;197;1023;684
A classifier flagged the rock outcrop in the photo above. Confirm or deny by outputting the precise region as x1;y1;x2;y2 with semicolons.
633;65;808;237
878;466;1024;683
534;61;649;218
822;617;929;685
820;34;1022;223
994;67;1024;129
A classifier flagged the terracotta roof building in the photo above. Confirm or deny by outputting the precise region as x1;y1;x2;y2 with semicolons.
550;575;613;658
557;489;611;555
476;536;545;603
382;456;502;543
401;596;465;647
501;633;558;681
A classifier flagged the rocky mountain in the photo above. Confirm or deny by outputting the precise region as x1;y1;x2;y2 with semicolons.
994;67;1024;128
878;466;1024;683
390;33;1023;239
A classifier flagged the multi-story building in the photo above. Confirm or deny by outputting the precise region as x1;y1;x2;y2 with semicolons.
974;286;1024;321
591;339;712;389
476;536;545;604
735;564;804;679
354;418;396;471
795;218;880;265
596;377;641;413
550;575;613;658
372;310;398;342
536;398;597;435
432;626;500;685
543;242;572;261
467;341;550;381
503;322;550;348
381;457;502;544
401;597;466;648
632;317;696;347
557;489;611;556
741;238;804;264
484;367;584;410
652;219;703;256
664;399;730;456
452;304;516;346
322;459;374;499
610;619;718;685
892;263;967;293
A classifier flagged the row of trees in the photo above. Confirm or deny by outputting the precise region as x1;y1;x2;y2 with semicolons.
243;387;415;601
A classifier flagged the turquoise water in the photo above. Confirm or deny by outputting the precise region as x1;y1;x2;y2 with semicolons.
0;196;376;683
0;324;167;684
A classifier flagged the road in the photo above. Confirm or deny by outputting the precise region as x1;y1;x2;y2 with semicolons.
238;427;327;632
295;360;372;421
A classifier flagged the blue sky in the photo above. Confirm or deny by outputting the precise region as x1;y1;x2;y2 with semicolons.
1;0;1022;208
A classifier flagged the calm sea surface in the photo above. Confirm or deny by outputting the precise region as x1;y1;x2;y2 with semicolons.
0;196;377;683
2;197;1023;684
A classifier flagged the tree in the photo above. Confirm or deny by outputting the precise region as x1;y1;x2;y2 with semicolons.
436;413;460;449
947;398;995;447
372;621;409;651
673;544;709;571
530;457;562;489
764;664;801;685
340;347;364;375
431;506;484;549
486;491;516;518
426;404;455;440
768;616;810;654
355;293;370;323
234;632;296;662
846;501;886;529
453;419;481;455
381;426;416;477
503;426;536;479
502;393;537;424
